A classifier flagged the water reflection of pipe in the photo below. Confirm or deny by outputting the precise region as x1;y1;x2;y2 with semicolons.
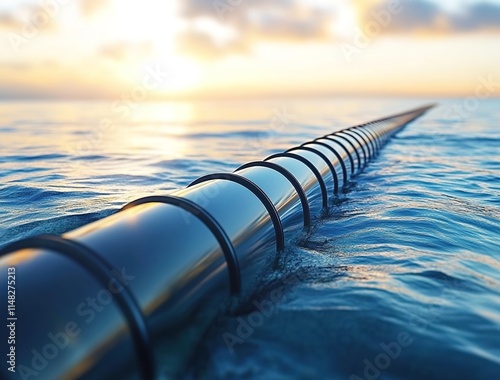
0;105;434;380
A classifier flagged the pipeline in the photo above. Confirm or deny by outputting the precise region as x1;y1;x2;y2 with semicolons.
0;105;434;380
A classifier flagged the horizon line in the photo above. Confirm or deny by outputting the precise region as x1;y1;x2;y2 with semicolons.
1;92;498;102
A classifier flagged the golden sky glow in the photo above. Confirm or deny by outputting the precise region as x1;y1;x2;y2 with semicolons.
1;0;500;99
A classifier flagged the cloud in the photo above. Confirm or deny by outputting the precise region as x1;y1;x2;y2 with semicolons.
99;41;153;60
175;0;500;61
80;0;109;18
0;0;109;32
0;4;57;33
175;0;337;59
453;2;500;30
359;0;500;34
0;13;23;30
176;30;247;59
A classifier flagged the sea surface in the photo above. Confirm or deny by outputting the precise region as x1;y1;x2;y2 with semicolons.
0;98;499;379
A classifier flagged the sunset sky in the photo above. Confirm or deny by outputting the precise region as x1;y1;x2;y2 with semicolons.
1;0;500;99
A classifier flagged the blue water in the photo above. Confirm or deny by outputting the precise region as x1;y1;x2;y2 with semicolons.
1;98;499;379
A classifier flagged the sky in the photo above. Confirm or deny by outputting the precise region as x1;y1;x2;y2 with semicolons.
0;0;499;99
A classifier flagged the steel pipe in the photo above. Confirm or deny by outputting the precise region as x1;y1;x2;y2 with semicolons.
0;105;434;380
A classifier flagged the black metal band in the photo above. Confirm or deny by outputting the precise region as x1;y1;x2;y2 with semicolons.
364;125;382;151
286;146;339;195
188;173;285;252
301;141;348;187
265;153;328;209
0;234;155;380
235;161;311;229
369;124;384;148
347;127;375;159
319;136;355;175
363;124;382;150
328;133;363;171
334;131;368;167
368;123;386;146
347;128;372;160
356;125;380;153
381;120;394;143
121;195;241;295
373;121;390;144
373;121;388;142
352;127;377;156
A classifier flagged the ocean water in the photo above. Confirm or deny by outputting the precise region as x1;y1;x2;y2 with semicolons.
0;98;499;379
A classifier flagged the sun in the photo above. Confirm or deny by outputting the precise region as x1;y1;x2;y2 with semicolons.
155;57;203;94
97;0;203;95
331;2;359;39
